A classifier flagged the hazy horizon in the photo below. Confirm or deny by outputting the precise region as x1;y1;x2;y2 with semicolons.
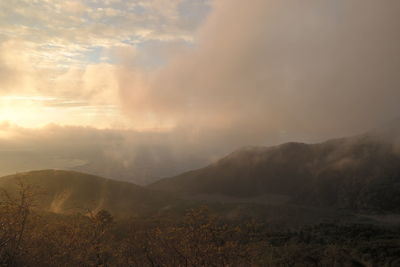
1;0;400;182
1;2;400;265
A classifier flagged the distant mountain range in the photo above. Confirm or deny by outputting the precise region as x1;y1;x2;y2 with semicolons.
1;122;400;218
150;125;400;213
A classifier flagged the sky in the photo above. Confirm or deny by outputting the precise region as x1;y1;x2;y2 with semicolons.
1;0;400;182
0;0;211;129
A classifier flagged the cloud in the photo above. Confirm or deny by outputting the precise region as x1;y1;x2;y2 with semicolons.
0;0;211;128
119;0;400;145
1;0;400;183
0;123;216;184
0;0;209;71
62;1;87;14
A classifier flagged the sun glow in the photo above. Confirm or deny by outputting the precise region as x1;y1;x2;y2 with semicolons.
0;95;124;128
0;95;178;131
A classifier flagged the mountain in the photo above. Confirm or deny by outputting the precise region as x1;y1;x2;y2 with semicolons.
0;170;179;217
150;130;400;212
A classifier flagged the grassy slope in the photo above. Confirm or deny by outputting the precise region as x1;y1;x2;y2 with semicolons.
0;170;180;218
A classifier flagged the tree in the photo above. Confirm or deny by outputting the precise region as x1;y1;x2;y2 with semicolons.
0;178;36;265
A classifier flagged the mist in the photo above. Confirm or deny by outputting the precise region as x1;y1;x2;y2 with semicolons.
119;0;400;146
1;0;400;184
0;123;233;184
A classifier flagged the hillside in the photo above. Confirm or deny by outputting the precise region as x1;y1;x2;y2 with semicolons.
150;132;400;212
0;170;178;217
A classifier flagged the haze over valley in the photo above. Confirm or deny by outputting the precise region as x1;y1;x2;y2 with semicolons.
1;0;400;266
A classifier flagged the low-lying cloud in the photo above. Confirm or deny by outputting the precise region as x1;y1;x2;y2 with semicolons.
0;123;219;184
1;0;400;184
120;0;400;145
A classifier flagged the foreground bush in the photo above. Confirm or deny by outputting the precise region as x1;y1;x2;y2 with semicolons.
1;183;399;266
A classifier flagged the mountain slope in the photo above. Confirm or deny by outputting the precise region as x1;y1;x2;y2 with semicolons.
150;133;400;212
0;170;178;217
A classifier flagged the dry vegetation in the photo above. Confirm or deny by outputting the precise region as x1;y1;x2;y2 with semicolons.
0;182;399;266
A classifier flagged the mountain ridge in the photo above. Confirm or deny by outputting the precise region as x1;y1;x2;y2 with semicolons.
150;130;400;212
